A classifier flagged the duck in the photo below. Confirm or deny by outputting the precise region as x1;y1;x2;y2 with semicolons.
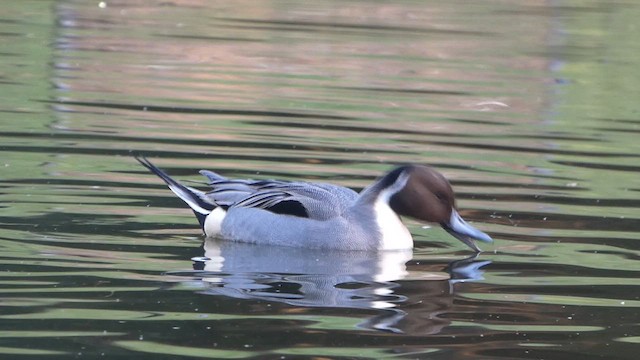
135;156;493;252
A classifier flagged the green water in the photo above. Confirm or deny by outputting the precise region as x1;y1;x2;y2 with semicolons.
1;1;638;359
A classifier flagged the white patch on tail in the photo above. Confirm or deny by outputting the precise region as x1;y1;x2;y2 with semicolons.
204;207;226;237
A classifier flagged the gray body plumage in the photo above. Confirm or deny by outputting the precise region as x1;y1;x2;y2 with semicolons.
201;172;359;221
200;170;385;250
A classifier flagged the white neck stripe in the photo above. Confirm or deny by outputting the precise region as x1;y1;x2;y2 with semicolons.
373;172;413;250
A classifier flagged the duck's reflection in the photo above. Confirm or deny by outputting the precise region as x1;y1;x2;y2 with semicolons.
184;238;490;334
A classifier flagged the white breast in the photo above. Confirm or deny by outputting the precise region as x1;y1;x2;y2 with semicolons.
373;173;413;250
373;197;413;250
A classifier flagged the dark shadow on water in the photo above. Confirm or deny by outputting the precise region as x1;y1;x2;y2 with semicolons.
216;17;496;36
168;239;490;334
42;99;352;120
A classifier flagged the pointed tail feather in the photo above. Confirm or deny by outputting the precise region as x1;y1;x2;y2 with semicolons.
135;156;215;227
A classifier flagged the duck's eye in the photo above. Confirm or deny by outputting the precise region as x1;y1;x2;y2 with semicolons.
435;192;445;200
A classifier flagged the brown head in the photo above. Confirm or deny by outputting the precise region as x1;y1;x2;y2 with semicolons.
383;165;492;252
388;165;455;223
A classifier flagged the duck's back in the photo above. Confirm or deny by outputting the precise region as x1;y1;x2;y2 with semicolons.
201;174;359;220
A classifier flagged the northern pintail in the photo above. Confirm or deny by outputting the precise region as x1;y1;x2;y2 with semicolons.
136;157;493;252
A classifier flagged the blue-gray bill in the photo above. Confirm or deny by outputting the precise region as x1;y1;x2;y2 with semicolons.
441;209;493;252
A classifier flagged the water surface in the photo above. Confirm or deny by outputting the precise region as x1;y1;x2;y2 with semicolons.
1;1;638;359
